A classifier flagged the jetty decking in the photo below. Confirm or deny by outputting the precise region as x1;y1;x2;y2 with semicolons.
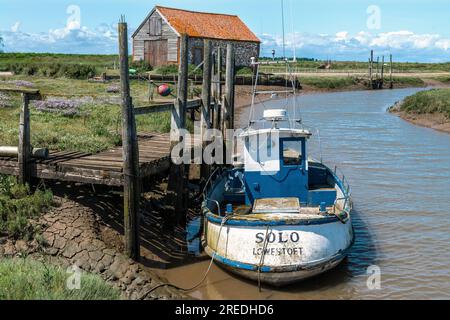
0;133;171;187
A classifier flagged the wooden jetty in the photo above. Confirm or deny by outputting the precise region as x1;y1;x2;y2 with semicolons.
0;133;172;187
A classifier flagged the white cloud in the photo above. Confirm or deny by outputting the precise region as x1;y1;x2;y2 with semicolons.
0;22;134;54
11;21;21;33
260;30;450;62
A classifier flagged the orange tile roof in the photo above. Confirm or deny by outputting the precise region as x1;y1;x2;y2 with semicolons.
156;6;260;43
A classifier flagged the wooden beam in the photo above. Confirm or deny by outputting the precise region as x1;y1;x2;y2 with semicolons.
168;33;189;221
18;93;31;185
201;39;213;184
223;44;236;164
119;18;141;261
134;99;201;116
224;43;236;131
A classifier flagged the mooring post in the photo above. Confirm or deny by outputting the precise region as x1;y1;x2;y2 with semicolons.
168;34;189;220
381;55;385;89
18;93;31;185
213;49;222;131
222;44;235;162
390;54;394;89
118;17;140;260
369;50;374;88
201;39;213;184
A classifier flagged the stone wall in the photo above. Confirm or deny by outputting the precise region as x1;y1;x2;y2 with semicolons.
188;38;260;67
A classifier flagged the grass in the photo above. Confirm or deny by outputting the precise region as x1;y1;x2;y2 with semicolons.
0;258;120;300
400;88;450;118
0;175;53;240
0;75;173;153
300;76;361;89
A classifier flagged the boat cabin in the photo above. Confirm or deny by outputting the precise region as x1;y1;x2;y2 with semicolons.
237;110;337;209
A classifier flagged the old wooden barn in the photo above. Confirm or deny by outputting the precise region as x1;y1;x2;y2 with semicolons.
132;6;260;67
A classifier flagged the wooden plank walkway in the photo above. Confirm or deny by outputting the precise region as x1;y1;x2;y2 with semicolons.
0;133;172;186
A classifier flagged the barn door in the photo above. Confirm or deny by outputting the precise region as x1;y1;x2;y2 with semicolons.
144;40;168;67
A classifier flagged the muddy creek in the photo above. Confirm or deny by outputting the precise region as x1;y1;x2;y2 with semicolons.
155;88;450;300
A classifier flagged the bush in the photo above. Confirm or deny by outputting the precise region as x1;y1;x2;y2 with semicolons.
130;60;153;73
236;67;254;75
155;64;178;75
1;62;97;79
0;258;121;300
0;175;53;240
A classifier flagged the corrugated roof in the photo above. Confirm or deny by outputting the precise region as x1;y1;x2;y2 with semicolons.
156;6;260;43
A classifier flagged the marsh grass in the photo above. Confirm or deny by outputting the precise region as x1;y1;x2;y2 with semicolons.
0;175;53;240
0;76;173;153
401;89;450;118
0;258;121;300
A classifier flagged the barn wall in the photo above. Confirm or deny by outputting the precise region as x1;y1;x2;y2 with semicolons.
188;38;260;67
132;10;179;65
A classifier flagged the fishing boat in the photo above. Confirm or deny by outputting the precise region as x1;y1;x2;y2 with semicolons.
200;58;354;286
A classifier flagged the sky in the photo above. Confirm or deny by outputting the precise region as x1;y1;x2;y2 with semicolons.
0;0;449;62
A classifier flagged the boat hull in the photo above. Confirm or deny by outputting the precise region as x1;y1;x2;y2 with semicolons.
203;214;354;286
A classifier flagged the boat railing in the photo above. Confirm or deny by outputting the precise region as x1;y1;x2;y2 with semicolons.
202;167;226;216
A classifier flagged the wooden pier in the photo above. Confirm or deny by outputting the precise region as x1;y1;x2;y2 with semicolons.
0;133;172;187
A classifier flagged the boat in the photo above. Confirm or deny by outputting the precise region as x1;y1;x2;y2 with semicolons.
200;58;354;287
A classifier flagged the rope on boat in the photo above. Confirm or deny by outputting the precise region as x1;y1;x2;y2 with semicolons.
257;225;271;292
142;214;235;297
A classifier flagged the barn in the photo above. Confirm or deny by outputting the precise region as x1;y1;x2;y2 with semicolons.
132;6;261;68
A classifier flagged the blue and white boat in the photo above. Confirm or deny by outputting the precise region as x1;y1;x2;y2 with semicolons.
201;61;354;287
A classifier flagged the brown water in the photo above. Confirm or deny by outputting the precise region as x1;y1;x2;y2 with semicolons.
157;88;450;300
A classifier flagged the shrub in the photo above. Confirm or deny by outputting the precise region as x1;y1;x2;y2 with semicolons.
155;64;178;75
130;60;153;73
236;67;254;75
32;97;93;117
1;62;97;79
0;175;53;240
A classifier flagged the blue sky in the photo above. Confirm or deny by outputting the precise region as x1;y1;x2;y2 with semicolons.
1;0;449;62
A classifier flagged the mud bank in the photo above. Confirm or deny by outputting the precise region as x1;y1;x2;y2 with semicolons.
0;192;188;300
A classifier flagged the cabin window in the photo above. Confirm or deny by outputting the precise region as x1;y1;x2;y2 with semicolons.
282;140;303;166
149;17;162;36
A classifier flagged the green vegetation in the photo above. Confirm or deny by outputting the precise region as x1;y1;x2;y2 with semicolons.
155;64;202;76
0;258;120;300
259;59;450;73
0;53;120;79
0;175;53;240
301;77;361;89
400;89;450;118
0;76;172;153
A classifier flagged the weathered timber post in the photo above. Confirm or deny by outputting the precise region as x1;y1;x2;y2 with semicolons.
201;40;213;183
381;55;385;89
389;54;394;89
168;34;189;221
222;44;235;163
213;50;222;131
119;18;140;260
369;50;374;88
18;93;31;185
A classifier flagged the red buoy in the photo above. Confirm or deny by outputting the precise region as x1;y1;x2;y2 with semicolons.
157;84;172;97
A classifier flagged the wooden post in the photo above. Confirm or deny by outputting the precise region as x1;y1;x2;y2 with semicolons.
213;49;222;131
381;55;385;89
201;40;212;183
118;18;140;260
369;50;374;88
390;54;394;89
222;44;236;165
223;44;235;133
18;93;31;185
168;34;189;219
